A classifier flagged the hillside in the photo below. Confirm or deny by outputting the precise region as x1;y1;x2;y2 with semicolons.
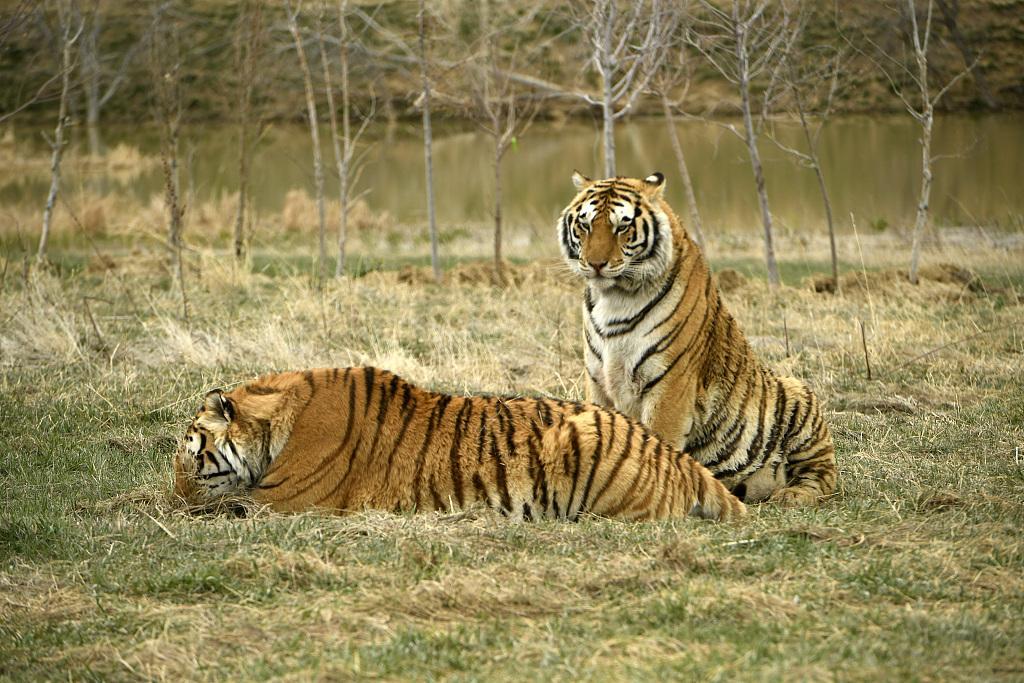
0;0;1021;127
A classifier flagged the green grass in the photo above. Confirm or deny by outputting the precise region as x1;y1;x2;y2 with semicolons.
2;241;1023;680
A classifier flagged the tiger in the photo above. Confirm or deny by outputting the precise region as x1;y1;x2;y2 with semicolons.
556;171;837;506
173;366;746;522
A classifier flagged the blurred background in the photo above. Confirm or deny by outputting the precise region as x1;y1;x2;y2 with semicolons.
1;0;1021;278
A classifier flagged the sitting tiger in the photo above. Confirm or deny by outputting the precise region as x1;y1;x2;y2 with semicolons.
173;366;745;522
557;171;837;506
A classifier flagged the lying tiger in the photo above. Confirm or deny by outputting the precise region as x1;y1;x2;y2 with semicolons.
558;172;838;506
173;366;745;522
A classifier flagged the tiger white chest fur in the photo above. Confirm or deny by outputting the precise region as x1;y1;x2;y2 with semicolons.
583;275;684;424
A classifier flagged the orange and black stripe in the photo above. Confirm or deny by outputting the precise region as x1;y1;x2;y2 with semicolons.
175;367;745;522
559;174;837;506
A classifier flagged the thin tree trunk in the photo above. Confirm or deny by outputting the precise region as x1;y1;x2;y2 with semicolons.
908;0;934;285
234;0;261;263
319;22;344;276
418;0;440;283
600;1;616;177
792;88;837;290
336;0;351;277
384;93;396;143
161;145;188;323
151;13;189;325
82;11;101;158
602;88;615;177
163;139;181;248
38;2;76;264
734;3;779;287
812;162;837;286
157;95;183;288
335;0;351;277
660;93;705;252
286;1;327;287
86;110;100;158
481;0;505;286
909;105;933;284
493;142;505;285
742;107;778;287
235;114;251;261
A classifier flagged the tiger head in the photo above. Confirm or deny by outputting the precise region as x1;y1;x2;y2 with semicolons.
557;171;675;291
173;388;272;504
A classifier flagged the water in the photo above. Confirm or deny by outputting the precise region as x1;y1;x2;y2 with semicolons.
3;113;1022;236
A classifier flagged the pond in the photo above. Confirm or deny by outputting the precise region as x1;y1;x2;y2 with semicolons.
2;113;1021;237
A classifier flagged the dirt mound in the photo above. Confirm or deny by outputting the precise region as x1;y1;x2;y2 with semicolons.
85;253;119;273
368;259;570;288
714;268;747;293
806;263;985;300
450;261;511;286
807;275;838;294
452;260;569;287
917;263;984;292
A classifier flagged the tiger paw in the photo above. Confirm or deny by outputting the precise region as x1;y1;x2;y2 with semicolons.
769;487;822;508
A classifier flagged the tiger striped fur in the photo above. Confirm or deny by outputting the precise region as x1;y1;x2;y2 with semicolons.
557;171;837;506
174;367;746;522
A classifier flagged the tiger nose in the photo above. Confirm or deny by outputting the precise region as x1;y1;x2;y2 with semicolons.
588;260;607;274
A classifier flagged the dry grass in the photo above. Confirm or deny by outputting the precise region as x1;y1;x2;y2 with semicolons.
1;224;1023;680
279;189;393;235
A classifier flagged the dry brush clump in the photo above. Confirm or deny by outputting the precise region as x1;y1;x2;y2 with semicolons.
0;184;405;257
279;189;393;241
1;237;1020;401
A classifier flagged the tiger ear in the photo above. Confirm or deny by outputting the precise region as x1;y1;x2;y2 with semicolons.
203;389;235;423
643;172;666;199
572;170;592;190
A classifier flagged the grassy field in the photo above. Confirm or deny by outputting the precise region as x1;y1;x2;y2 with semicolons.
2;230;1023;680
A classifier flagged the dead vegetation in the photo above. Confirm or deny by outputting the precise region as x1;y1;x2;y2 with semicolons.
1;229;1022;679
808;262;990;298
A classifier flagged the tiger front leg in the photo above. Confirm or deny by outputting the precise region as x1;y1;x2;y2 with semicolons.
643;380;698;450
770;391;838;507
770;441;838;507
586;372;614;409
583;341;614;409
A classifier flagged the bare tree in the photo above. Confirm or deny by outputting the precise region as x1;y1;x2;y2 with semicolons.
79;5;104;156
284;0;327;287
657;93;707;253
79;2;156;157
149;1;188;323
469;0;540;285
38;0;82;264
650;3;706;252
900;0;974;284
318;0;372;278
0;77;63;128
843;0;976;284
0;1;38;50
571;0;674;177
935;0;995;109
1;3;71;127
417;0;440;283
233;0;264;263
340;2;458;284
688;0;797;288
763;37;843;291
